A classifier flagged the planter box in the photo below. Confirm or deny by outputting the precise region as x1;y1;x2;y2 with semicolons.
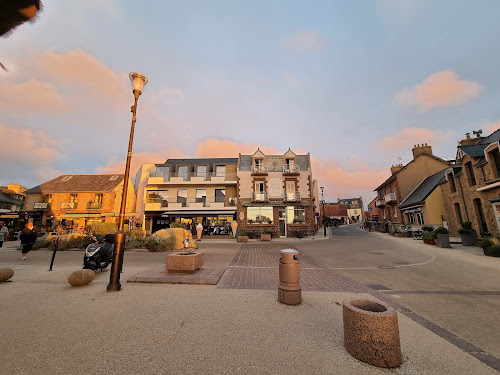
237;236;248;243
437;233;451;248
166;251;204;273
460;231;478;246
261;233;271;241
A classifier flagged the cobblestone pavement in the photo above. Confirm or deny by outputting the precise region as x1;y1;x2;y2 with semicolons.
218;242;371;292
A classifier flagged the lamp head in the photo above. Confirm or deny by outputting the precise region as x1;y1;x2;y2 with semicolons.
129;72;148;96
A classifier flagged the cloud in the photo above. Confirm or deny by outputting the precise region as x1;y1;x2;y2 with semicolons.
194;139;281;158
281;30;330;52
395;69;482;110
0;122;62;184
484;121;500;134
374;127;454;153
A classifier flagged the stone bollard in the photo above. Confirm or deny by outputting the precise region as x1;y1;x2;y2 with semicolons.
68;269;95;286
342;299;402;368
0;268;14;282
278;249;301;305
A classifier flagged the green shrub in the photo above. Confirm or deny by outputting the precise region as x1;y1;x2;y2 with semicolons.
170;222;182;228
478;237;493;249
422;235;434;241
88;222;117;236
433;227;449;236
33;233;95;250
421;226;434;233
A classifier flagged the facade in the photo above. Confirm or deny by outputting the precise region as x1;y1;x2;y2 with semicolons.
399;169;448;227
366;197;382;221
135;158;238;235
338;197;364;222
0;184;26;227
236;149;317;237
24;174;136;229
322;202;348;223
374;144;451;224
442;130;500;236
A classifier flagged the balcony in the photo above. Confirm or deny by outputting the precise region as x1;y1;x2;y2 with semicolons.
284;192;301;202
33;202;50;210
60;202;77;209
148;171;237;183
375;199;385;207
283;165;300;175
86;202;102;209
252;191;269;202
145;196;237;210
384;192;397;203
251;165;268;175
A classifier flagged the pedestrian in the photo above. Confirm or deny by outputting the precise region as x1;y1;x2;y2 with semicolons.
20;222;37;260
0;221;8;247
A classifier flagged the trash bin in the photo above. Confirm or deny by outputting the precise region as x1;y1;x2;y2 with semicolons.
278;249;302;305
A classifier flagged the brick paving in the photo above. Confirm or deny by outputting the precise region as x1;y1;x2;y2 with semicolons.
217;242;371;292
128;264;226;285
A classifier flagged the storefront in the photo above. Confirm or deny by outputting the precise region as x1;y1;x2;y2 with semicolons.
146;210;236;235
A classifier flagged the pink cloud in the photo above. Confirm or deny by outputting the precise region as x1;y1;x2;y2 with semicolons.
395;69;482;110
375;127;453;153
484;122;500;134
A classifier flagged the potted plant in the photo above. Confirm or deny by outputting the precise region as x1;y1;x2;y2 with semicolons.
422;235;435;245
402;224;412;237
433;227;451;248
260;227;271;241
458;222;478;246
237;229;249;243
478;237;500;256
421;226;434;236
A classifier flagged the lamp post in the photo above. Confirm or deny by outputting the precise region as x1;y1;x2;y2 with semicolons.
107;72;148;292
320;186;326;237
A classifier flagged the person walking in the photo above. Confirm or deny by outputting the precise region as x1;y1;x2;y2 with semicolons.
20;222;37;260
0;221;8;247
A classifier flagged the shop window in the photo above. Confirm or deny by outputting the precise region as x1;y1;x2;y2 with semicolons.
286;206;305;224
247;207;273;224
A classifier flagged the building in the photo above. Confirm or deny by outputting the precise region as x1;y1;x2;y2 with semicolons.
0;184;26;227
399;169;448;227
135;158;238;235
321;202;348;223
23;174;135;229
366;197;382;221
236;148;317;237
442;130;500;236
374;144;451;224
338;197;364;223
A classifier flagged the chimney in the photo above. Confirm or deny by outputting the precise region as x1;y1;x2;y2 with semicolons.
412;143;433;159
390;164;403;175
459;131;484;146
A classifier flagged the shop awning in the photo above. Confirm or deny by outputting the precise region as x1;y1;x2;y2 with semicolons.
0;212;20;218
161;211;235;217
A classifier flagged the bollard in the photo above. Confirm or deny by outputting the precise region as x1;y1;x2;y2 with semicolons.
278;249;302;305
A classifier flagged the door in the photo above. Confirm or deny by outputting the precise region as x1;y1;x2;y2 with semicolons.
279;208;287;237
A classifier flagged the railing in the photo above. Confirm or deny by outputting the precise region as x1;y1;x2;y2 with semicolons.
149;170;237;181
384;192;396;203
252;165;268;174
283;165;300;174
34;202;50;210
86;202;102;209
146;196;237;207
60;202;77;209
284;192;300;201
252;191;269;202
375;199;385;207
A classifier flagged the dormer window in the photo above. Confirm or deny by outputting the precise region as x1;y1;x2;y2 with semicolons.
61;176;72;181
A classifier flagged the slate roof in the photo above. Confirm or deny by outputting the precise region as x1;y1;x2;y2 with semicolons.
0;191;22;205
459;144;487;158
160;158;238;172
480;128;500;144
399;169;447;209
25;175;125;194
239;154;309;171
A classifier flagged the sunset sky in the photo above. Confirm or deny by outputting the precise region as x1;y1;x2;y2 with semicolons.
2;1;500;204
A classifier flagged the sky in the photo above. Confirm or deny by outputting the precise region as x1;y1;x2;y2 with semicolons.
2;0;500;204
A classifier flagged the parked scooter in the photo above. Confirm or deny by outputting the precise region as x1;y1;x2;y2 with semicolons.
83;233;115;271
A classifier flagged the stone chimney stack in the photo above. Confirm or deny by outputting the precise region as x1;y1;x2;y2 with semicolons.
390;164;403;175
412;143;433;159
459;131;484;146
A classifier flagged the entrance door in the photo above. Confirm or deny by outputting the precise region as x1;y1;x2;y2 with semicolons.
279;208;286;237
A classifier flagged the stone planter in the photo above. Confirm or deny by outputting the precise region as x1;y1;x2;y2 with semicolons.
0;268;14;282
260;233;271;241
237;236;248;243
437;233;451;248
460;231;478;246
343;299;402;368
483;247;492;256
166;251;204;273
434;239;439;246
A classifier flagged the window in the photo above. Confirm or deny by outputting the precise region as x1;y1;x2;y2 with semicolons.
454;203;463;224
416;212;424;225
489;148;500;179
148;190;169;207
177;166;188;180
69;194;78;203
61;176;72;181
196;189;207;205
254;181;265;200
196;165;207;178
247;206;273;224
255;159;263;166
474;198;488;235
177;189;187;207
156;166;170;179
449;173;457;193
94;193;103;203
466;162;476;186
286;180;296;194
215;189;226;203
42;194;52;203
286;206;305;223
215;165;226;177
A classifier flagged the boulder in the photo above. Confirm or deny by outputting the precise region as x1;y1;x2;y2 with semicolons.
0;268;14;282
68;269;95;286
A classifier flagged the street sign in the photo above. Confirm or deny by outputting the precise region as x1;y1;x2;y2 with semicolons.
314;212;319;217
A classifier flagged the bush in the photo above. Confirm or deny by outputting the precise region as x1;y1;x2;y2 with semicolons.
478;237;494;249
145;228;195;252
422;235;434;242
489;244;500;257
421;226;434;233
291;229;309;239
125;237;147;250
458;221;474;234
170;222;182;228
433;227;449;236
127;228;146;239
33;233;95;250
88;222;117;237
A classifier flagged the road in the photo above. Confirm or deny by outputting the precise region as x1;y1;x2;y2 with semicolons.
295;224;500;361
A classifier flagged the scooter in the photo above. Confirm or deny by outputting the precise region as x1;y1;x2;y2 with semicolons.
83;233;115;272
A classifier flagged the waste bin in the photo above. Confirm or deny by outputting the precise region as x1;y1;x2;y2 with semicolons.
278;249;302;305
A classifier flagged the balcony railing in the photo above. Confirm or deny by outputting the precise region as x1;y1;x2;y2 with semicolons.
284;192;301;202
34;202;50;210
251;165;268;175
283;165;300;174
252;191;269;202
146;196;237;208
60;202;77;209
87;202;102;209
149;171;236;182
384;192;396;203
375;199;385;207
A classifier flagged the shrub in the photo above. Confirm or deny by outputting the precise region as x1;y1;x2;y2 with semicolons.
170;222;182;228
421;226;434;233
478;237;493;249
458;221;474;234
125;237;147;250
33;233;95;250
145;228;195;252
422;235;434;242
88;222;117;237
127;228;146;239
433;227;449;236
489;244;500;257
291;229;309;239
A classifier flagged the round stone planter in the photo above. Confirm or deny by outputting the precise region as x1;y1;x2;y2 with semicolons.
0;268;14;282
68;269;95;286
343;299;402;368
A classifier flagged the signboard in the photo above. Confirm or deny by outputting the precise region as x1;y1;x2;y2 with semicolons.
34;203;49;209
268;178;283;198
60;202;76;209
404;207;422;214
314;212;320;217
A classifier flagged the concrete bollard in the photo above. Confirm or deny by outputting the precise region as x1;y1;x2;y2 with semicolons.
343;299;402;368
278;249;302;305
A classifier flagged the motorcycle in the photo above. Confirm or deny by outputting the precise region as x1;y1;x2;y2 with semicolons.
83;233;115;271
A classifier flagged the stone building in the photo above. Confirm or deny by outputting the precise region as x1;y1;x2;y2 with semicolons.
366;197;383;221
236;149;317;237
374;144;451;224
24;174;136;229
442;130;500;236
135;158;238;235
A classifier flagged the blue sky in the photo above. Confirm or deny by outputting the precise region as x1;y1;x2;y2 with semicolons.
1;0;500;202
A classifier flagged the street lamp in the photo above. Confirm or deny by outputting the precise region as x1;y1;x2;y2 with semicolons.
320;186;326;237
107;72;148;292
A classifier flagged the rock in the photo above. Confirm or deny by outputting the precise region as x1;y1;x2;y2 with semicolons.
0;268;14;282
68;269;95;286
